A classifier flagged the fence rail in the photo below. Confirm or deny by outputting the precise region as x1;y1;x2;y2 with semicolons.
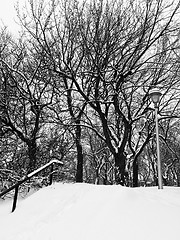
0;160;63;212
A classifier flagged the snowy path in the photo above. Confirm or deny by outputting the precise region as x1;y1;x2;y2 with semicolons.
0;183;180;240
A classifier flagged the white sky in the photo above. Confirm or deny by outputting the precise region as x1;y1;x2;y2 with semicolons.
0;0;178;36
0;0;24;35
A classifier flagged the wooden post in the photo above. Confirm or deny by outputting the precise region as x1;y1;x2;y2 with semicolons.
12;186;19;212
49;163;54;185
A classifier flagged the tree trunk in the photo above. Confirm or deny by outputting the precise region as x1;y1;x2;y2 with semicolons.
27;140;37;174
133;158;138;187
75;122;83;182
177;164;180;187
103;162;108;185
75;142;83;182
114;151;126;185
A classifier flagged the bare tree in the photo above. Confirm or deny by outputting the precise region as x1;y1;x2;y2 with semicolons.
16;0;180;185
0;29;57;173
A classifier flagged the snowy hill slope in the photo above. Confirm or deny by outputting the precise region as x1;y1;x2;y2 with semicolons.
0;183;180;240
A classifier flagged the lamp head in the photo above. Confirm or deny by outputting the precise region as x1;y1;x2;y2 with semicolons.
149;88;162;106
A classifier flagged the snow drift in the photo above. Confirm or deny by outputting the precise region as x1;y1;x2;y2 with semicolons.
0;183;180;240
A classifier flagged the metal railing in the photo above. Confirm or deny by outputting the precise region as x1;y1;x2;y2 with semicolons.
0;160;63;212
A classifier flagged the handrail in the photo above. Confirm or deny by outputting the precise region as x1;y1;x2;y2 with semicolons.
0;160;63;212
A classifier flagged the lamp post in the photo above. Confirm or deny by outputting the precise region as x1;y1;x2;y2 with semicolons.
149;88;163;189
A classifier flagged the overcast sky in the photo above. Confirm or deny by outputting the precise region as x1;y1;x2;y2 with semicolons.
0;0;24;35
0;0;178;36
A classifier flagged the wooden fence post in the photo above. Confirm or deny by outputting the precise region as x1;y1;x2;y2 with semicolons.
49;163;54;185
12;185;19;212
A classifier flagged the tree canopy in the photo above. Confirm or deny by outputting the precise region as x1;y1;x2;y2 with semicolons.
1;0;180;189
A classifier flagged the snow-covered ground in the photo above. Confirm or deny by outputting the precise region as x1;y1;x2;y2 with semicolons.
0;183;180;240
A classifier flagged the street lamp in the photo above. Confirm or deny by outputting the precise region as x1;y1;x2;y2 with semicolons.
149;88;163;189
